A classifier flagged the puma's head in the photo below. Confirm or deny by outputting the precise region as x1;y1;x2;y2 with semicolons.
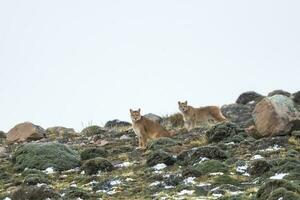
130;108;142;122
178;101;189;112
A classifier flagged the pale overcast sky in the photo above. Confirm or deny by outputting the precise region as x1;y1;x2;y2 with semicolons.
0;0;299;132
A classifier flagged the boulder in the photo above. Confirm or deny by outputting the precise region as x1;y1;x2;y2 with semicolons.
81;157;114;175
12;142;80;171
252;95;300;137
221;103;255;128
268;89;291;97
6;122;46;144
144;113;163;123
104;119;131;129
236;91;264;105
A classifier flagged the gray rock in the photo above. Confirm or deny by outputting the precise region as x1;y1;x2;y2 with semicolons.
236;91;264;105
104;119;131;129
221;103;255;128
292;91;300;105
268;89;291;97
144;113;163;123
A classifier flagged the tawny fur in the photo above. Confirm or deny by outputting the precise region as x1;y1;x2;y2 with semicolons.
178;101;226;131
130;109;172;149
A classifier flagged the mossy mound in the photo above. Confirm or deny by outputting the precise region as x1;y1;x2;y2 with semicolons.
147;137;180;150
62;187;90;199
183;160;228;177
178;146;228;165
23;173;49;185
81;157;114;175
11;185;60;200
81;125;105;136
12;142;80;171
248;159;272;176
162;113;184;128
267;187;300;200
146;150;176;167
256;179;300;200
270;158;300;177
206;122;245;143
80;147;108;161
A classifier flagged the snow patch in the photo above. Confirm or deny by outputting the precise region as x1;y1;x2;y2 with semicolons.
177;190;195;196
44;167;55;174
183;177;196;185
251;155;264;160
270;173;289;180
152;163;167;171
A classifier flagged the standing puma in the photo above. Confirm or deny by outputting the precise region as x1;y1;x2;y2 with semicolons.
130;109;172;149
178;101;226;131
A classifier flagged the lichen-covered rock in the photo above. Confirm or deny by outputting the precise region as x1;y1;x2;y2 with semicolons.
236;91;264;105
81;125;106;136
252;95;300;137
80;147;108;161
268;89;291;97
81;157;114;175
12;142;80;171
221;103;255;128
256;179;300;200
144;113;163;123
104;120;131;129
11;185;60;200
248;159;272;176
206;122;245;143
6;122;46;144
146;150;176;167
183;160;228;177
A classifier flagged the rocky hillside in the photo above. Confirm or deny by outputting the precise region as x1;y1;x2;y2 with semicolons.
0;90;300;200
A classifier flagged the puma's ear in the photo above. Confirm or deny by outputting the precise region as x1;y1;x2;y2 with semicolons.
138;108;141;113
178;101;181;105
130;109;133;113
184;101;188;104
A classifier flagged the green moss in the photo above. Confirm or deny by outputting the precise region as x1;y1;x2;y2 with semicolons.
213;175;240;186
23;173;50;185
12;142;80;171
183;160;228;177
147;137;180;150
80;147;108;161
